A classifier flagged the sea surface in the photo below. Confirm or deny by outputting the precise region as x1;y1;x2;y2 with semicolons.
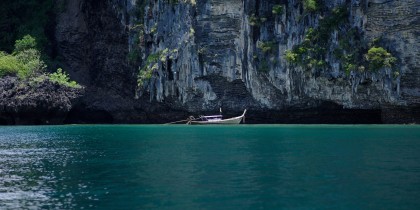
0;125;420;209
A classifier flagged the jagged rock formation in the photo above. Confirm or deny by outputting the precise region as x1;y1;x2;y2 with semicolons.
0;76;83;125
50;0;419;123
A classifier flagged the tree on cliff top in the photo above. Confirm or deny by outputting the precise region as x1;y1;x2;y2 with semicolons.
0;0;54;53
0;35;80;88
14;35;37;53
0;35;45;78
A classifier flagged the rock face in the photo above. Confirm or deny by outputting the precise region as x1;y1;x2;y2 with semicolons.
0;77;83;125
54;0;142;123
52;0;419;123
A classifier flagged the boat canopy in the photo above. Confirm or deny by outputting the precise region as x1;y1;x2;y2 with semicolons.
202;115;222;121
202;115;222;118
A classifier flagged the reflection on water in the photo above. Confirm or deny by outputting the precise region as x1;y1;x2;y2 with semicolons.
0;125;420;209
0;127;83;209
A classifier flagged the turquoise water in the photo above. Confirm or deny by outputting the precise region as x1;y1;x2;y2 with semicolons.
1;125;420;209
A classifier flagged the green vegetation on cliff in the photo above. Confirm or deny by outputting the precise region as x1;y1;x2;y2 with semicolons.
365;47;397;71
0;0;74;82
137;48;179;87
303;0;319;12
0;35;81;88
137;53;160;87
257;41;276;54
0;35;45;79
272;5;284;15
48;68;81;88
284;6;348;69
284;5;397;75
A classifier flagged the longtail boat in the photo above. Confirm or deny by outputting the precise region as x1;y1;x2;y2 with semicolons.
187;109;247;125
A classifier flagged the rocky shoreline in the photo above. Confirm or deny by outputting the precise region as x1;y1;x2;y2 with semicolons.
1;74;418;124
0;76;83;125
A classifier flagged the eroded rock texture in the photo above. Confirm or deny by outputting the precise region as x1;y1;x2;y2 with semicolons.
53;0;419;123
0;77;83;125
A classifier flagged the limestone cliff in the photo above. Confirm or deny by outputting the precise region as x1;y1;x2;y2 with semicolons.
54;0;419;123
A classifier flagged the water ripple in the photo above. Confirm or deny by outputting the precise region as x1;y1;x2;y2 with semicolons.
0;125;419;209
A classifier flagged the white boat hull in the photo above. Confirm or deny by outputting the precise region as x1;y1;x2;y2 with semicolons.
189;115;244;125
188;110;246;125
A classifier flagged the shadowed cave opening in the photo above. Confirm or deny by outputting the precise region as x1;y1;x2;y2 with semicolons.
64;105;114;124
167;59;174;80
247;102;383;124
